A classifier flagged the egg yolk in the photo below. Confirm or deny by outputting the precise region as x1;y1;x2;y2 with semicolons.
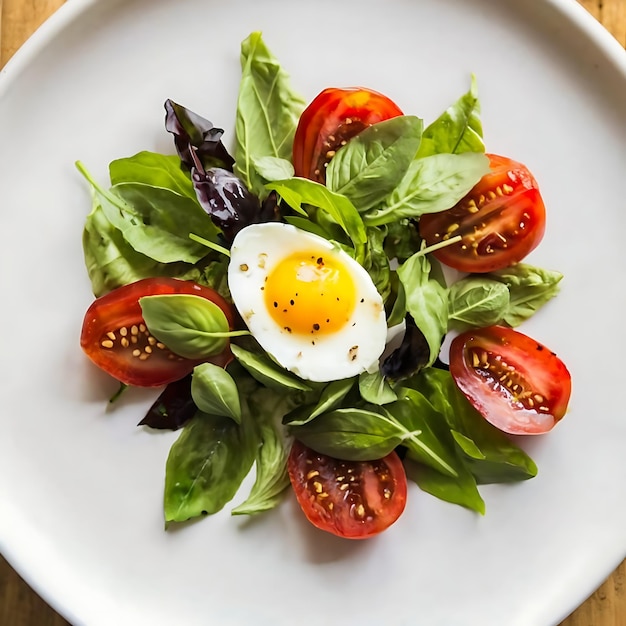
264;251;357;336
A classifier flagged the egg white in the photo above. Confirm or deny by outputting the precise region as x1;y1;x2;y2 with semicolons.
227;223;387;382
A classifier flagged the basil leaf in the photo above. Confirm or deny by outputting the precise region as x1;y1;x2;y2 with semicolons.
291;408;406;461
109;151;196;199
164;99;235;172
487;263;563;327
109;182;220;263
326;116;423;212
364;152;490;227
447;277;510;330
283;377;355;426
191;363;241;423
359;369;397;405
414;368;537;483
234;32;306;197
232;387;293;515
383;388;458;477
251;156;295;182
139;376;195;430
230;343;312;392
266;178;367;256
362;226;391;304
164;411;255;522
404;456;485;514
417;75;484;157
139;294;230;359
396;252;448;366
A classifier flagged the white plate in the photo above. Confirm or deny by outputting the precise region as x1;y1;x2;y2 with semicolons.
1;0;625;624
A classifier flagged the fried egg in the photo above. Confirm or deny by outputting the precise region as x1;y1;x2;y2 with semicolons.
227;223;387;382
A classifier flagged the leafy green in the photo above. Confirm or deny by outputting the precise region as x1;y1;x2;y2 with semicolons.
139;294;232;359
383;388;458;478
266;177;367;259
364;152;490;226
404;456;485;514
325;116;423;212
230;343;312;392
76;162;219;264
234;32;306;197
191;363;242;423
164;411;256;523
417;75;484;157
290;407;407;461
358;369;397;405
413;368;537;483
448;277;510;330
232;387;294;515
109;151;196;199
251;156;295;182
396;251;448;366
487;263;563;327
283;377;355;426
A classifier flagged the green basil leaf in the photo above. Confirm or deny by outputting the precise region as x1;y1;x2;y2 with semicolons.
251;156;295;182
234;32;306;197
413;368;537;483
417;75;484;157
364;152;490;227
362;226;391;304
230;343;312;392
76;161;220;265
82;200;163;297
487;263;563;327
358;370;397;405
447;277;510;330
397;252;448;366
164;411;256;522
109;151;196;199
326;116;423;212
266;178;367;256
139;294;230;359
191;363;241;423
404;456;485;514
291;408;406;461
109;182;220;263
82;199;230;296
232;387;294;515
283;377;356;426
383;388;458;477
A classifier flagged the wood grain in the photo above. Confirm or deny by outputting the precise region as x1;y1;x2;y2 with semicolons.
0;0;624;624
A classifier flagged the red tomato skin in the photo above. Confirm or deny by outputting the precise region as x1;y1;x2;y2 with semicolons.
80;278;234;387
449;325;571;435
292;87;404;182
419;154;546;273
287;440;407;539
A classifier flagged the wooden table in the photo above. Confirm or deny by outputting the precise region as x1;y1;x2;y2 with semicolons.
1;0;625;624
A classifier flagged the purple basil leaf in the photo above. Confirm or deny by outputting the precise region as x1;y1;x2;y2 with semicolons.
164;99;235;171
138;375;196;430
381;316;432;381
192;167;279;242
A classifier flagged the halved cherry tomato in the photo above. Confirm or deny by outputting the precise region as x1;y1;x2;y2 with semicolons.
292;87;403;183
419;154;546;273
449;325;571;435
80;277;234;387
287;440;407;539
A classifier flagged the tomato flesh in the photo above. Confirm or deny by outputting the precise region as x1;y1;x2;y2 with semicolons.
449;325;571;435
80;277;234;387
287;440;407;539
292;87;404;183
419;154;546;273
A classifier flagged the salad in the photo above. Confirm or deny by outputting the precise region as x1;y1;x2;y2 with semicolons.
77;31;571;539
